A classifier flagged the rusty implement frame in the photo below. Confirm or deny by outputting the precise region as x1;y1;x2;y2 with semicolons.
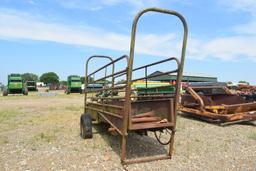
180;86;256;125
82;8;188;164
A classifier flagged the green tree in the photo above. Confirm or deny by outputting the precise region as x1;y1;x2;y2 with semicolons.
59;80;67;86
116;79;126;84
22;73;38;82
40;72;59;84
238;80;249;85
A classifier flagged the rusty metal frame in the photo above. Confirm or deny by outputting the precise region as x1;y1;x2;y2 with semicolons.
84;55;114;113
83;7;188;164
128;7;188;117
180;86;256;124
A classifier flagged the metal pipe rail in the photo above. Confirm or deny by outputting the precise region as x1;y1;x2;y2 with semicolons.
91;68;127;84
85;55;128;101
82;7;188;165
132;69;178;82
130;57;179;92
87;55;128;78
132;57;179;72
126;8;188;118
84;55;114;113
87;65;178;94
89;95;175;100
111;57;179;82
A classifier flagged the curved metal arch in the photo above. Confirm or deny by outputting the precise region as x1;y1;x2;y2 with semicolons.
126;7;188;117
84;55;114;113
85;55;114;85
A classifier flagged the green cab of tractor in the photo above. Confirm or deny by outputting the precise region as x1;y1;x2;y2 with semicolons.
3;73;28;96
66;75;82;94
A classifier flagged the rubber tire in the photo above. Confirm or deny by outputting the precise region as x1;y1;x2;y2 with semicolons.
3;89;8;96
23;88;28;95
66;89;70;94
80;114;93;139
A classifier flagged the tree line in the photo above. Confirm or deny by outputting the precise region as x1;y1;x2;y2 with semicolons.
20;72;93;85
226;81;250;85
21;72;60;84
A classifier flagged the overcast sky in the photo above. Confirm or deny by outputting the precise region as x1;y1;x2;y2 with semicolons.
0;0;256;84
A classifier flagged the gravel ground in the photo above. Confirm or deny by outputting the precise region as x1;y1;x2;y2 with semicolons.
0;92;255;171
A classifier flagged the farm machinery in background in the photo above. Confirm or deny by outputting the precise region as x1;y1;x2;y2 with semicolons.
235;85;256;102
65;75;82;94
3;73;28;96
180;83;256;125
132;80;176;97
25;81;38;91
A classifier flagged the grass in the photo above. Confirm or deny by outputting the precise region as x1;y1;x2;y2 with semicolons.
38;132;55;142
248;132;256;140
0;135;9;145
32;129;59;143
65;105;82;112
0;109;19;123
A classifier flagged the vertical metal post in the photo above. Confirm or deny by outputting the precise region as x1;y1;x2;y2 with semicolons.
168;129;176;157
128;8;188;110
121;134;127;164
126;7;188;162
145;66;148;94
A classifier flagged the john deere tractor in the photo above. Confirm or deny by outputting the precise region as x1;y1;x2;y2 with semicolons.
66;75;82;94
3;74;28;96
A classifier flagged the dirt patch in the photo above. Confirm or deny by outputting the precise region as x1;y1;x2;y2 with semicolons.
0;92;255;170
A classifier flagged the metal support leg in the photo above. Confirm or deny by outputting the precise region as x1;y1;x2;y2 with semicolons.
168;129;176;157
121;135;127;164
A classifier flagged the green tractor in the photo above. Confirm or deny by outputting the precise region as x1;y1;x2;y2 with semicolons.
65;75;82;94
25;81;38;91
3;74;28;96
